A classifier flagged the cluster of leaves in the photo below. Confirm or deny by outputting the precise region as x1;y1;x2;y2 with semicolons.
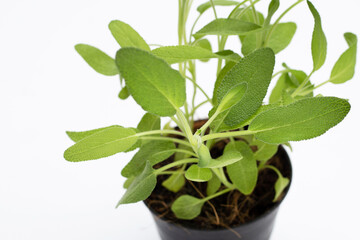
65;0;357;220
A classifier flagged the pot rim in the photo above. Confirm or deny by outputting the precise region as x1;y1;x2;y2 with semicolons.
144;145;293;232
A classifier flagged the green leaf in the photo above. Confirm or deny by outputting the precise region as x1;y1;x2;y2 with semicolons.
137;113;160;132
64;126;137;162
216;82;247;113
272;167;290;202
195;38;212;51
66;125;119;142
240;103;280;127
121;141;175;177
330;33;357;84
252;140;278;161
194;18;262;38
75;44;118;76
213;62;237;105
117;161;156;205
108;20;150;51
116;48;186;116
118;86;130;100
197;0;239;14
307;1;327;71
152;45;238;64
264;0;279;27
242;23;296;55
197;144;213;168
206;175;221;196
185;165;213;182
123;176;135;189
215;48;275;128
162;172;185;193
171;195;205;220
250;97;351;144
226;141;258;195
207;151;243;168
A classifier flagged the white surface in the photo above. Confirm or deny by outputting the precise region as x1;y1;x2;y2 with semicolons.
1;1;359;239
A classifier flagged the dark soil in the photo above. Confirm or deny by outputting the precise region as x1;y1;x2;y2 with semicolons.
144;120;292;230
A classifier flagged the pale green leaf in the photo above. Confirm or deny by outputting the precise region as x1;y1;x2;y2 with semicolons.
240;103;280;128
215;48;275;128
307;1;327;71
171;195;205;220
75;44;118;76
330;33;357;84
152;45;238;64
121;141;175;177
206;175;221;196
197;144;213;168
117;161;156;205
252;140;278;161
116;48;186;116
64;127;137;162
66;125;119;142
118;86;130;100
273;170;290;202
162;172;185;193
250;97;351;144
194;18;261;38
242;23;296;55
197;0;239;14
195;38;212;51
207;151;243;168
217;82;247;113
108;20;150;51
212;61;236;105
137;113;160;132
264;0;279;27
185;165;213;182
123;176;135;189
226;141;258;195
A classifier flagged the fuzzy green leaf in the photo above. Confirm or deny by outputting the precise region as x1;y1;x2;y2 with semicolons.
216;82;247;113
330;33;357;84
66;125;119;142
207;151;243;168
118;86;130;100
64;126;137;162
137;113;160;132
162;172;185;193
307;1;327;71
121;141;175;177
171;195;205;220
195;38;212;51
226;141;258;195
123;176;135;189
194;18;261;38
264;0;279;26
108;20;150;51
75;44;118;76
206;175;221;196
152;45;237;64
185;165;213;182
272;168;290;202
116;48;186;116
117;161;156;205
252;140;278;161
197;144;213;168
213;62;236;105
197;0;239;14
250;97;351;144
215;48;275;128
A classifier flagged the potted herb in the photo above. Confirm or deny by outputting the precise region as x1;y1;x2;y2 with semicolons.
64;0;357;239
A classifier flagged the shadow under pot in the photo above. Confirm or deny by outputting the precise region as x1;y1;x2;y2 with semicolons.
144;145;292;240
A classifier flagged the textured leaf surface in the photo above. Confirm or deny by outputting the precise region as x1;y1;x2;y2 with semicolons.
116;48;186;116
66;125;119;142
216;82;247;113
194;19;261;38
207;151;243;168
226;141;258;195
75;44;118;76
117;161;156;205
64;127;137;162
121;141;175;177
197;0;239;14
215;48;275;128
252;140;278;161
242;23;296;55
171;195;205;220
162;172;185;193
212;62;236;105
307;1;327;70
206;175;221;196
330;33;357;84
108;20;150;51
250;97;351;144
185;165;213;182
197;144;213;168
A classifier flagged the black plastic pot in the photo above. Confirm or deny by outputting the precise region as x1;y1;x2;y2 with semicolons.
147;146;292;240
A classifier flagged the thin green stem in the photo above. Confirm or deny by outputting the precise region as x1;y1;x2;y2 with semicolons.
189;14;202;43
202;130;256;141
264;0;304;46
171;149;198;157
157;170;185;175
190;99;211;116
228;0;250;18
197;109;220;135
203;187;234;202
314;79;331;89
209;0;218;19
155;158;198;174
140;136;192;148
136;129;186;138
291;69;314;97
272;69;291;79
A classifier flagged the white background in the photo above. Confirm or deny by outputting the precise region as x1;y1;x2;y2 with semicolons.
1;0;359;239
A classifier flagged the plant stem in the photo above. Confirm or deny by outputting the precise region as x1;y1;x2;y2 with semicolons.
157;170;185;175
190;99;211;116
228;0;250;18
291;69;314;97
140;136;192;148
203;187;234;202
202;130;256;141
136;129;186;138
155;158;198;174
